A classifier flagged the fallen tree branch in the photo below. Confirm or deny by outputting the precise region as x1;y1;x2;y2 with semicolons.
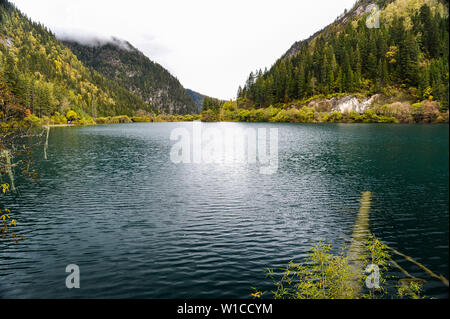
341;236;449;287
384;244;449;287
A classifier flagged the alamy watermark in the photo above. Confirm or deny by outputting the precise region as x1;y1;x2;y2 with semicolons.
365;264;381;289
66;264;80;289
366;4;380;29
170;122;279;175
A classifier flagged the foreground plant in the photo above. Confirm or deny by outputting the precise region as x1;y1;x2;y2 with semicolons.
397;281;424;299
0;123;40;244
263;243;357;299
254;236;427;299
0;183;25;243
361;235;390;298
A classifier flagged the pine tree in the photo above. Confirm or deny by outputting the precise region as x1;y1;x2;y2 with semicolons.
237;2;448;109
419;4;439;59
297;65;306;99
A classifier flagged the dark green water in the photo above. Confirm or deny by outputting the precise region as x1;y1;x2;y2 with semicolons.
0;123;448;298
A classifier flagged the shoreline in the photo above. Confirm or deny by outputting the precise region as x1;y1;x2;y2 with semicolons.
42;119;450;128
45;124;76;128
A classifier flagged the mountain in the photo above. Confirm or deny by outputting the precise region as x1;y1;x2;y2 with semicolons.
62;38;197;115
186;89;205;112
238;0;449;110
186;89;206;112
282;0;377;59
0;0;157;118
186;88;229;113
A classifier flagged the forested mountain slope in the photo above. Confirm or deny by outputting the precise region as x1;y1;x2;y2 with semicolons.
0;0;159;119
239;0;449;111
186;89;205;112
63;38;197;115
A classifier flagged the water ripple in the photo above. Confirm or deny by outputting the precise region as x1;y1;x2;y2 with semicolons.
0;123;448;298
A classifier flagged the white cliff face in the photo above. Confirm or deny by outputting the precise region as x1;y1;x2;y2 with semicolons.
332;94;381;113
333;96;363;113
360;94;380;110
306;94;381;113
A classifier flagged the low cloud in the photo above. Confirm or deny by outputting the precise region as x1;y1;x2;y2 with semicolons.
56;28;134;51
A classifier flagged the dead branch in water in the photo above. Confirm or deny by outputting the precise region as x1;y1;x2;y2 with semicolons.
342;236;448;288
43;126;50;160
385;244;449;287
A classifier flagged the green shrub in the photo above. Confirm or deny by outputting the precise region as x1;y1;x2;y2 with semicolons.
131;116;152;123
248;109;267;122
346;110;363;122
372;102;412;122
181;115;194;122
297;107;315;122
252;236;426;300
269;109;289;122
221;109;240;121
376;116;398;123
95;117;110;124
327;111;344;123
411;102;424;122
78;116;96;126
50;112;68;125
23;114;43;127
201;109;220;122
262;243;357;299
237;109;251;122
66;110;80;122
110;115;132;124
397;281;424;299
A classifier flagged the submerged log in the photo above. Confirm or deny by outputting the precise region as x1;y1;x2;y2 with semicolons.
342;236;427;283
341;192;448;295
346;191;372;296
44;126;50;160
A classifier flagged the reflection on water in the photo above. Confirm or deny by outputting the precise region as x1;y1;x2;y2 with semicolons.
0;123;448;298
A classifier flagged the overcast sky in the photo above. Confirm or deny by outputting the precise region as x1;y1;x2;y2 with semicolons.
11;0;356;100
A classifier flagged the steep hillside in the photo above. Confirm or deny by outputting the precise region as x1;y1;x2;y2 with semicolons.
0;0;156;118
62;38;197;115
239;0;449;110
186;89;205;112
282;0;383;59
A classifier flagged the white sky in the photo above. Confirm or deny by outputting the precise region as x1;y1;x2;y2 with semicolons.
11;0;356;100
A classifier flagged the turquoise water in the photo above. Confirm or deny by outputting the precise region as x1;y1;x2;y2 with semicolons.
0;122;448;298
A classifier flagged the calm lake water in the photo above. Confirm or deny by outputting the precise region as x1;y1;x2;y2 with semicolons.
0;122;448;299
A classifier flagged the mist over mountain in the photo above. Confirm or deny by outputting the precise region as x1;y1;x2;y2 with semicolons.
0;0;160;118
58;33;134;51
1;0;202;119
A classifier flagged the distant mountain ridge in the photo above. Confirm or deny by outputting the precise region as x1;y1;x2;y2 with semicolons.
62;38;198;115
1;0;203;119
186;89;205;112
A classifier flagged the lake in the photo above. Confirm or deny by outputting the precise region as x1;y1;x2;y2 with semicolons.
0;122;448;298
